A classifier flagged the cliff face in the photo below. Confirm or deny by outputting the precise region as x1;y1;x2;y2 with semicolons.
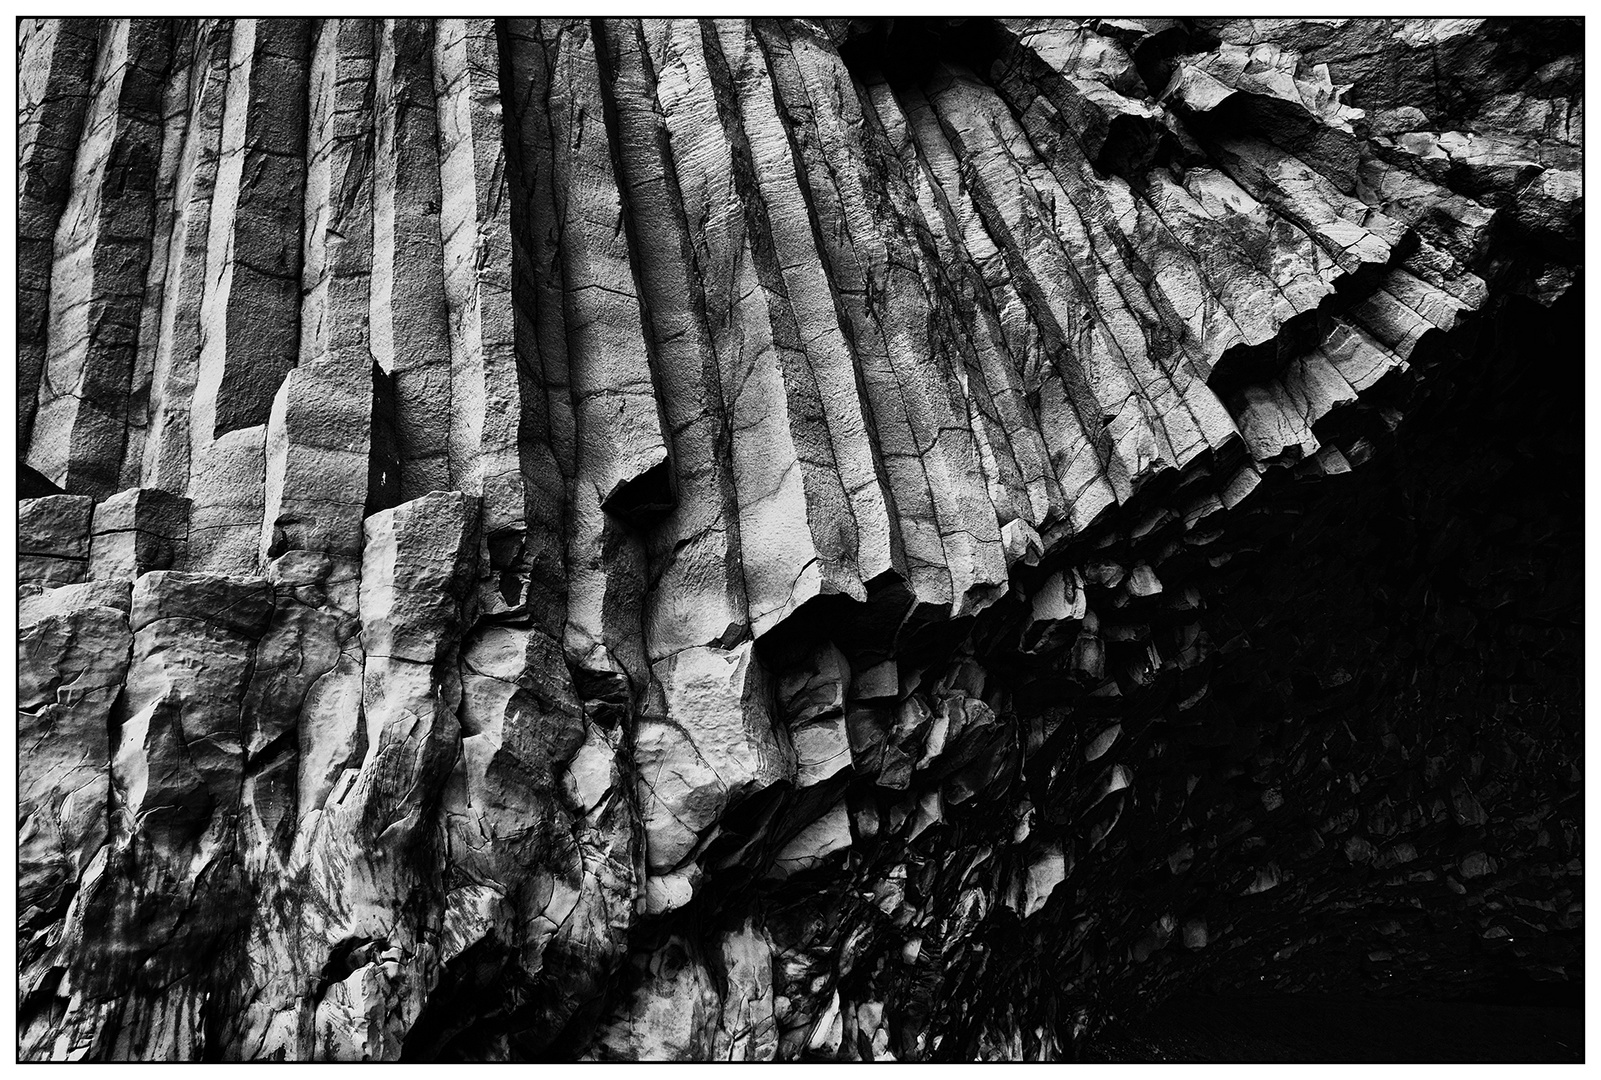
15;17;1582;1061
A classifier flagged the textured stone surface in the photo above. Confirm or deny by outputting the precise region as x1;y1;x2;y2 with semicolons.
13;16;1582;1062
19;494;95;587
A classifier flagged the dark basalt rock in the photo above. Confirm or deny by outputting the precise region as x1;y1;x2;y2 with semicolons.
14;16;1582;1061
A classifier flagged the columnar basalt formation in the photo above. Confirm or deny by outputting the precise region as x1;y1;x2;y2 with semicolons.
16;17;1582;1061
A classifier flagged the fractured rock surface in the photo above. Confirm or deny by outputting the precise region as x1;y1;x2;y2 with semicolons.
14;16;1583;1061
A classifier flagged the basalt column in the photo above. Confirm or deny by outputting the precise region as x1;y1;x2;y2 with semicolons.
14;17;1582;1062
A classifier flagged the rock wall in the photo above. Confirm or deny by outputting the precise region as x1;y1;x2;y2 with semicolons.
15;17;1582;1060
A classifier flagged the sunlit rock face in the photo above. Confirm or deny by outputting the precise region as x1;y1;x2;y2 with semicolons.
16;16;1581;1061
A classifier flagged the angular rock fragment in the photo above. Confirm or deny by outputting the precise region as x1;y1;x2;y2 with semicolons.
19;495;95;587
638;642;792;874
88;487;189;581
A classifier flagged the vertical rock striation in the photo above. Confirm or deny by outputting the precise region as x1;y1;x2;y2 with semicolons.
14;17;1583;1061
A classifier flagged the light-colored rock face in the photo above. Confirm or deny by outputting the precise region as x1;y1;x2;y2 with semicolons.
13;16;1581;1062
19;602;130;956
638;642;791;876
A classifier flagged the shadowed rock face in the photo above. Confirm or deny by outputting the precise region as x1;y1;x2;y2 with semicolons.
15;16;1581;1061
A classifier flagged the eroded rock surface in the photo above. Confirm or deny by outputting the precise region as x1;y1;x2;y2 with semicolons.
14;16;1582;1061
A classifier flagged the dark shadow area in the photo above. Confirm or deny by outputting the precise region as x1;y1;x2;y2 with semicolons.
1085;993;1583;1062
835;16;1010;87
1062;279;1584;1060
